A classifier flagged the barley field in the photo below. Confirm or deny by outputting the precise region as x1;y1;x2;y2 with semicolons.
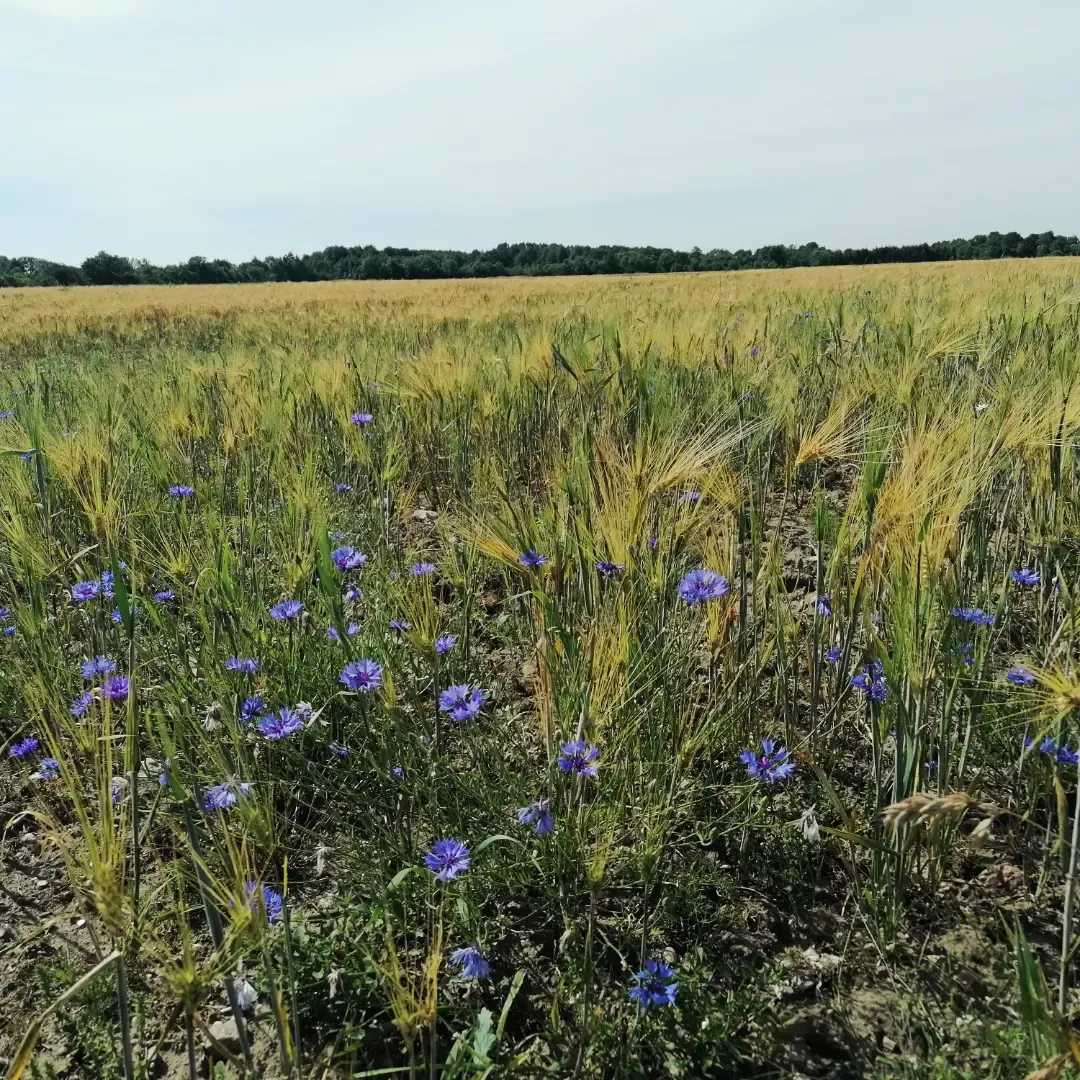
2;260;1080;1079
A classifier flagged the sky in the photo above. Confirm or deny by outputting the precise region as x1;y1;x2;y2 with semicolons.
2;0;1078;264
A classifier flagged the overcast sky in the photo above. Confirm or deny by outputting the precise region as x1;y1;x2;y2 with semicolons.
2;0;1078;264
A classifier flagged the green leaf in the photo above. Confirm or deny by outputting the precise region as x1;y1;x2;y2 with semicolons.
472;1007;495;1062
387;866;413;891
495;969;525;1044
474;833;519;854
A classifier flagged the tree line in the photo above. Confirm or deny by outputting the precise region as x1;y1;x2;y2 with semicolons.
2;231;1078;288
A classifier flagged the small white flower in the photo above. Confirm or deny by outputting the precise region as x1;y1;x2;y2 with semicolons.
293;701;315;726
799;805;820;844
235;979;258;1012
316;843;331;877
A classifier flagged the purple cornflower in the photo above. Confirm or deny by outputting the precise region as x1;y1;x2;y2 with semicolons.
71;579;101;603
953;642;974;666
740;738;795;783
851;665;887;701
392;765;404;779
1011;568;1040;586
389;619;411;632
10;736;39;758
2;626;13;637
409;561;436;577
517;796;554;835
81;655;115;680
336;482;352;492
678;491;701;503
36;758;60;781
101;676;130;701
450;944;490;979
520;549;549;568
327;622;360;642
677;569;729;605
168;485;194;498
1006;666;1036;687
329;742;349;757
424;838;470;881
226;657;259;674
434;634;456;655
1061;746;1080;767
153;590;175;602
246;882;283;922
350;412;373;426
259;708;304;740
203;781;253;810
340;658;383;692
816;594;832;617
100;571;115;599
240;696;265;723
951;606;994;628
628;959;678;1008
595;559;626;578
70;691;94;717
343;584;363;603
824;646;842;664
439;684;484;722
0;410;11;420
269;599;303;621
558;740;600;778
331;546;367;571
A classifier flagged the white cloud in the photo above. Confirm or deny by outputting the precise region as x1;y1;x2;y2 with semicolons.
0;0;155;20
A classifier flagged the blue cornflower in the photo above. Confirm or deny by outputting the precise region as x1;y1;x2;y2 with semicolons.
424;838;470;881
203;781;253;810
111;777;126;804
269;599;303;621
953;642;974;666
558;740;600;778
331;546;367;571
628;959;678;1008
0;410;11;419
226;657;259;674
246;882;283;923
336;482;352;492
1040;736;1058;756
100;570;115;599
71;579;101;603
1011;568;1040;586
240;696;265;723
517;796;554;835
329;742;349;757
168;485;195;498
450;944;491;979
70;691;94;717
951;606;994;628
1060;746;1080;767
389;619;411;632
817;594;833;617
1006;666;1036;687
36;758;60;781
678;491;701;503
740;738;795;783
350;412;373;426
595;559;625;577
258;708;304;740
327;622;361;642
851;665;887;700
439;684;484;722
343;584;363;603
101;676;129;701
81;655;115;680
410;561;436;577
677;569;729;605
434;634;456;655
10;736;39;758
0;607;8;621
520;549;550;568
392;765;404;779
154;590;175;602
340;658;383;691
824;646;842;664
2;626;13;637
